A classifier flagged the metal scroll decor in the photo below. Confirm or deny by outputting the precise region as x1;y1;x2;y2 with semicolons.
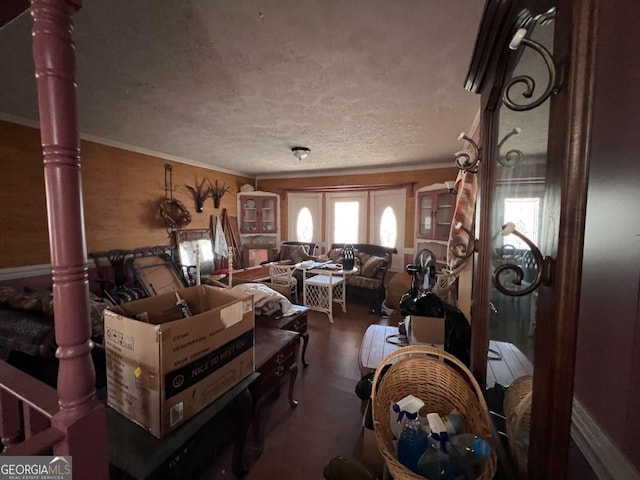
497;127;524;167
455;132;481;173
449;222;477;260
502;8;558;112
492;222;553;296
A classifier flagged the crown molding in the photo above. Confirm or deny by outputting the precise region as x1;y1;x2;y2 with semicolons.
1;112;459;180
256;161;456;180
0;112;251;178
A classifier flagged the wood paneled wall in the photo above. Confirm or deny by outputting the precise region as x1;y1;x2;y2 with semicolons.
0;121;253;268
258;167;458;249
0;119;458;270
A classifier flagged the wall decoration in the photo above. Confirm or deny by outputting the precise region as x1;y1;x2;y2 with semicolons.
209;179;231;209
158;198;192;230
186;176;212;213
158;163;192;232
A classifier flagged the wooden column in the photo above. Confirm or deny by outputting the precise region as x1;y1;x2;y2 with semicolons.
30;0;108;477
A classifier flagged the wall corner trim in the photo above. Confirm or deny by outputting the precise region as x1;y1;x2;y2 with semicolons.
572;398;640;480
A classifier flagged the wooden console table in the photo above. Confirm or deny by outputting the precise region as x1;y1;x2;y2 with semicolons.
104;372;259;479
257;304;309;367
251;326;299;454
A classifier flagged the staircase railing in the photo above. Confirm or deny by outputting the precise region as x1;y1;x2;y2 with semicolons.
0;360;64;455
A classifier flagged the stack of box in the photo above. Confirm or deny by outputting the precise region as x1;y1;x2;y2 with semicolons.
407;314;445;347
104;285;255;438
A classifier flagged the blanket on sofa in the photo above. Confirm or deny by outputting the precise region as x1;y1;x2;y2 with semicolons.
0;286;110;358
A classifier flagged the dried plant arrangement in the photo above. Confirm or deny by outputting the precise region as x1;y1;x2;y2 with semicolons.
185;176;212;213
209;179;231;208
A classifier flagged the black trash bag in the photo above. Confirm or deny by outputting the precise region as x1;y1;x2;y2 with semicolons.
400;290;471;367
442;301;471;367
355;363;392;401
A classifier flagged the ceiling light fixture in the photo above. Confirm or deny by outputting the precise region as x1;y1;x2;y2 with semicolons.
291;146;310;161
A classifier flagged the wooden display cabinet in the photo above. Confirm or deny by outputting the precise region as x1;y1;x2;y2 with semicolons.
416;188;455;241
238;192;279;234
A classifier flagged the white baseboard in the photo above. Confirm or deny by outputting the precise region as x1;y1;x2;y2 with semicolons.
572;398;640;480
0;264;52;281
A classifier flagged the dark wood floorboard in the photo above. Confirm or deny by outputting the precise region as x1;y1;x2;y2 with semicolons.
201;302;396;480
200;294;535;478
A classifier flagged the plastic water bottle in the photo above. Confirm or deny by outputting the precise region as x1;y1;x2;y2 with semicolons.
448;433;491;479
396;398;429;473
416;413;456;480
391;395;430;439
441;409;466;435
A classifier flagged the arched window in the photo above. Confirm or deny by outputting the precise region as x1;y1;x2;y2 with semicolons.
379;206;397;248
296;207;313;242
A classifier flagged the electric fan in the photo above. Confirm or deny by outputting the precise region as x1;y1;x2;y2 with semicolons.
400;248;439;316
406;248;437;296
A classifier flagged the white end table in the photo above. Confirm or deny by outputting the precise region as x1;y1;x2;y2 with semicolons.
302;272;346;323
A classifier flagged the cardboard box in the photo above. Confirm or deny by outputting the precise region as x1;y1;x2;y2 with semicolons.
408;314;445;345
360;399;385;478
104;285;254;438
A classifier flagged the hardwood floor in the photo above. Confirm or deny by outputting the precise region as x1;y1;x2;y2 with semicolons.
202;302;396;479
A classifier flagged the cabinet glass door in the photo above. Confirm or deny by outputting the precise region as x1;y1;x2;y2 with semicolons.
417;193;434;238
259;197;277;233
241;197;258;233
434;191;454;241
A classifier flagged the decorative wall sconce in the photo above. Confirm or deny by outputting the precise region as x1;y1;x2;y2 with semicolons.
492;222;553;296
454;132;481;173
502;7;559;111
497;127;524;167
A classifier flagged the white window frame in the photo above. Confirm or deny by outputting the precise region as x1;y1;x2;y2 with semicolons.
369;189;406;272
287;192;322;244
325;191;367;246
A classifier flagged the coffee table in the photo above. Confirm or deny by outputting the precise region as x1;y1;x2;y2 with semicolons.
359;324;533;387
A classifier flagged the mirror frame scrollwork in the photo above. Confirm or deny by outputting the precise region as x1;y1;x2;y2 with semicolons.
501;7;560;111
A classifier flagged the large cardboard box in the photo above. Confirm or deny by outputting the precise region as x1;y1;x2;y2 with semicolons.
104;285;254;438
360;399;385;478
408;314;445;345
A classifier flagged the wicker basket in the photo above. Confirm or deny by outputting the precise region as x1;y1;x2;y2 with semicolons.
504;375;533;478
371;345;497;480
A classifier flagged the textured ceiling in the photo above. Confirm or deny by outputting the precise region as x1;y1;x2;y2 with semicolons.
0;0;484;177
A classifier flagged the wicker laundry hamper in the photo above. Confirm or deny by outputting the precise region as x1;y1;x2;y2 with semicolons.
504;375;533;478
371;345;497;480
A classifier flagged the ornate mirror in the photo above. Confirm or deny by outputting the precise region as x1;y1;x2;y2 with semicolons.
488;9;557;477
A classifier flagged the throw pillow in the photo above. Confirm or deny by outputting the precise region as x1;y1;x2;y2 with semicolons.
289;245;311;263
281;244;310;261
360;255;387;278
328;248;343;263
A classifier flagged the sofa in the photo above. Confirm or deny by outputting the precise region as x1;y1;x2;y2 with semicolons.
0;284;111;389
319;243;397;313
272;242;318;263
